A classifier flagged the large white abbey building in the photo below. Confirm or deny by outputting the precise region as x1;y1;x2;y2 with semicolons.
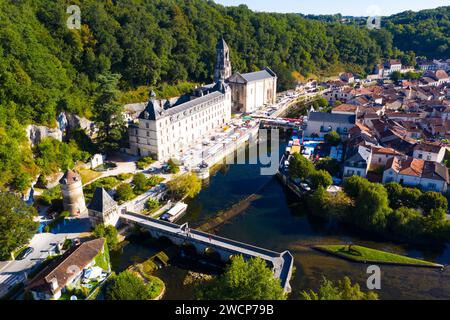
128;39;277;161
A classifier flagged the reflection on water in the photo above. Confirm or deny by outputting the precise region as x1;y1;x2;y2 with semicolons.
113;141;450;300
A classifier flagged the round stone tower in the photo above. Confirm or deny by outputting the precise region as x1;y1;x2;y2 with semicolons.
60;169;87;217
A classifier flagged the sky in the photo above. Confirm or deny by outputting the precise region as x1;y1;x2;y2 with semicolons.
214;0;447;16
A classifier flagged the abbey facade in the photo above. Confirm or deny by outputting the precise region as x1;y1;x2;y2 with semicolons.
128;39;277;161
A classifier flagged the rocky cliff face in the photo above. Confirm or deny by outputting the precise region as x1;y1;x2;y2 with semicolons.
65;113;97;138
26;124;63;146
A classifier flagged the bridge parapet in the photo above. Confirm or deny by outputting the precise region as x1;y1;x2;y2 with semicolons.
120;211;294;293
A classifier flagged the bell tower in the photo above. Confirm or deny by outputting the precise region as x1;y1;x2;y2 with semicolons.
214;38;232;82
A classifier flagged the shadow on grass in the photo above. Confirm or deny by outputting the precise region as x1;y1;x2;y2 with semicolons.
337;246;362;257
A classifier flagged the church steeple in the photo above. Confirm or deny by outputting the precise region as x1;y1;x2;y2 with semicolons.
214;37;232;82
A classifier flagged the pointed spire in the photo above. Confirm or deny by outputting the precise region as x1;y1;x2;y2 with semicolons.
216;37;228;50
87;187;117;213
149;89;156;101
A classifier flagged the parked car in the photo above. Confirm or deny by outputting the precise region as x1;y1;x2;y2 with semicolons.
148;167;158;173
300;183;311;192
16;247;34;260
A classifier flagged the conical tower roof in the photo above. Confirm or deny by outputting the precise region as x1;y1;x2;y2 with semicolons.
216;37;229;50
59;169;81;185
87;187;117;213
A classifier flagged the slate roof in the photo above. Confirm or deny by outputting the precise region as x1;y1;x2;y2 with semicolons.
308;112;356;124
87;187;117;213
414;142;443;154
345;145;371;166
232;67;277;83
216;38;229;50
138;86;225;121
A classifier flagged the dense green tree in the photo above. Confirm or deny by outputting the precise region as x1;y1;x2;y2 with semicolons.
309;170;333;190
196;256;286;300
289;153;315;180
420;192;448;214
114;183;135;203
132;172;149;194
390;71;401;82
167;172;201;200
388;207;423;239
385;182;403;208
400;187;421;208
370;29;394;58
301;276;378;300
384;7;450;59
0;0;448;193
324;131;341;146
307;186;330;218
353;183;392;231
106;270;152;300
146;198;160;214
343;177;391;231
0;192;39;259
92;224;119;250
92;73;126;153
167;159;180;174
343;176;370;199
34;138;90;176
315;157;340;176
308;187;352;220
422;208;447;236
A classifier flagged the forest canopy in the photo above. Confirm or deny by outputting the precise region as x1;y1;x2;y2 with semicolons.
0;0;448;192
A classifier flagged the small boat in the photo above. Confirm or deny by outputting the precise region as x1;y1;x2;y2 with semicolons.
161;202;188;223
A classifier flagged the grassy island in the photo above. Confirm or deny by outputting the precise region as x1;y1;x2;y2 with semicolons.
314;245;443;268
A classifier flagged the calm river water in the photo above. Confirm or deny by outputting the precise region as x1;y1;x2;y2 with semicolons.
111;140;450;300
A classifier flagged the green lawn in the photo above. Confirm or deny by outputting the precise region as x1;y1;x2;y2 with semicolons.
315;245;441;267
147;276;165;299
78;167;102;185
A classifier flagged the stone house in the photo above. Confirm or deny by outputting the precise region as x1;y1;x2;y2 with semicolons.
26;239;109;300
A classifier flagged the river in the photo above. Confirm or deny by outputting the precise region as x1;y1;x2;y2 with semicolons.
111;139;450;300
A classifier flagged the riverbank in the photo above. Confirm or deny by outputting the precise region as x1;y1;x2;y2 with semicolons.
314;245;444;268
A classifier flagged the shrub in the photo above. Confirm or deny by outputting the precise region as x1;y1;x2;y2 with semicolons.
324;131;341;146
136;156;154;170
309;170;333;189
133;172;149;194
93;224;118;250
195;256;286;300
37;186;62;206
145;198;160;215
167;159;180;174
106;271;153;300
114;183;135;203
301;276;378;300
289;153;315;180
117;173;133;181
167;173;201;200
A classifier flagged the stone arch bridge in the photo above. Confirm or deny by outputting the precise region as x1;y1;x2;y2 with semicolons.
120;211;294;293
